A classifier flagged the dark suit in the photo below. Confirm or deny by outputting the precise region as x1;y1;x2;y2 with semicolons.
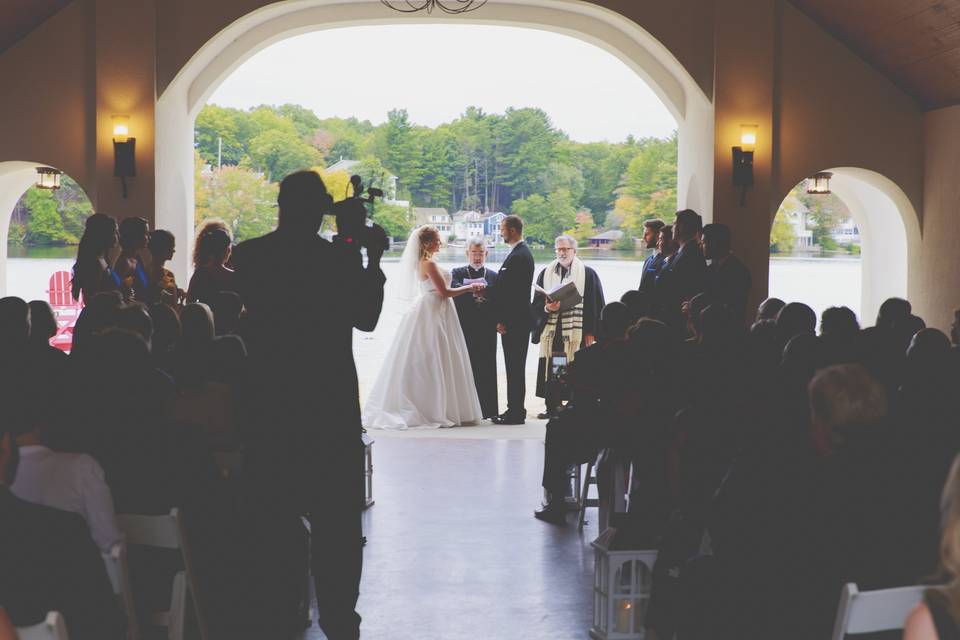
639;252;665;292
707;254;752;324
485;242;534;417
451;265;499;418
656;241;708;329
0;487;122;640
231;230;385;639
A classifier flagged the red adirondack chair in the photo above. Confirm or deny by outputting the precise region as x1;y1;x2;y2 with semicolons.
47;270;82;352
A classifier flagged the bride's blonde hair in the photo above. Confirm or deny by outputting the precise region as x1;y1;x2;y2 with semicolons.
419;226;440;260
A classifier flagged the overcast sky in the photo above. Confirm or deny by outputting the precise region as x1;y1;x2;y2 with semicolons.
208;25;676;143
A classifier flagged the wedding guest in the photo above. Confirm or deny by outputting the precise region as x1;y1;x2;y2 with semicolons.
0;426;123;640
210;290;243;336
532;234;605;419
702;223;751;323
188;222;236;304
904;454;960;639
451;239;500;418
68;290;123;359
485;215;535;425
147;302;180;373
26;300;68;369
620;289;654;326
756;297;785;323
112;216;150;302
656;210;707;330
638;218;666;292
71;213;120;303
146;229;185;308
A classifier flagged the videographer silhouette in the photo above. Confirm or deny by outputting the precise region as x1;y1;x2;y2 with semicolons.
231;170;387;639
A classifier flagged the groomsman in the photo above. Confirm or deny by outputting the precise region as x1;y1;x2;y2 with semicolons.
484;215;535;425
451;239;499;419
638;218;666;292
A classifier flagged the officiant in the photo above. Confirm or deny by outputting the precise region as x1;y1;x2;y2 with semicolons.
532;234;605;419
451;239;499;418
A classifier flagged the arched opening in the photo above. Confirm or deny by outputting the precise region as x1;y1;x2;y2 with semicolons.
156;0;714;283
768;168;920;324
0;161;93;300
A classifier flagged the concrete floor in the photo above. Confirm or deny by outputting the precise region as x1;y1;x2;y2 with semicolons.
302;436;597;640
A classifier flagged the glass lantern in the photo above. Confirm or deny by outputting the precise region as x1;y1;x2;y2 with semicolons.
362;432;374;509
35;167;62;190
807;171;833;195
590;528;658;639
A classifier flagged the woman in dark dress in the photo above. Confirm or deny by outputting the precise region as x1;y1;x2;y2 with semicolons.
113;216;150;302
905;454;960;639
71;213;120;303
187;222;236;304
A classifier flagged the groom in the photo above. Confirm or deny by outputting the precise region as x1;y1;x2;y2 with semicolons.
485;215;534;425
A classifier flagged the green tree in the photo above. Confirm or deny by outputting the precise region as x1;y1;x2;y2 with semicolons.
23;187;75;245
245;128;322;182
513;188;577;244
567;210;596;244
195;165;279;242
769;211;797;253
276;103;322;139
383;109;423;198
195;105;246;166
496;107;564;203
369;201;412;240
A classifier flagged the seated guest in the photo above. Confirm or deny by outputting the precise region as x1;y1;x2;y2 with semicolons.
113;216;150;302
701;223;752;324
904;454;960;640
534;301;632;524
756;297;785;323
210;290;243;336
116;302;154;351
0;426;123;640
69;290;124;358
775;301;816;351
145;229;185;308
71;213;120;303
638;218;666;292
26;300;65;356
819;306;860;365
620;289;654;326
147;301;181;373
187;222;236;304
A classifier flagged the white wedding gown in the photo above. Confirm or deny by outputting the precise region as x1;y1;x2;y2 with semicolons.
362;266;484;429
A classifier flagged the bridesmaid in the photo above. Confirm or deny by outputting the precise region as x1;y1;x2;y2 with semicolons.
113;216;150;302
71;213;120;303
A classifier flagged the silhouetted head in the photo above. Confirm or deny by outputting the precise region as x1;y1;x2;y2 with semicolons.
88;328;151;374
148;229;176;264
117;303;153;351
119;216;150;253
277;170;333;235
820;306;860;339
626;317;672;363
148;302;180;355
809;364;887;455
620;289;653;324
600;301;631;342
876;297;912;330
686;292;713;340
782;333;822;377
0;297;30;349
210;291;243;335
757;297;786;323
193;220;232;268
181;303;215;345
27;300;57;344
673;209;702;243
905;328;952;381
776;302;817;343
701;223;731;260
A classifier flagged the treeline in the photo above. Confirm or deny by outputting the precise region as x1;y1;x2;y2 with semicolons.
195;103;679;244
8;176;92;246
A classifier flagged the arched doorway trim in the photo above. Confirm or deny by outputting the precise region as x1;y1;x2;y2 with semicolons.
156;0;714;281
0;161;59;296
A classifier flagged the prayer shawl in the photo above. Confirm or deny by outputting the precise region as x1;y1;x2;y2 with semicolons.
539;256;585;367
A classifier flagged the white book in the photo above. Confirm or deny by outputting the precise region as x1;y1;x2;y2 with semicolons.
533;280;583;312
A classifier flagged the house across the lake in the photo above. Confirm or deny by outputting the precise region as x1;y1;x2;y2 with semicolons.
589;230;624;249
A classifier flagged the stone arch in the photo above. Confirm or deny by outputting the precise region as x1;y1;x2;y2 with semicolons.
769;168;920;324
155;0;714;280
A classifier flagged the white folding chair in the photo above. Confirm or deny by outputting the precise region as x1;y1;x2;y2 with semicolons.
831;582;926;639
102;541;139;640
116;509;209;640
16;611;69;640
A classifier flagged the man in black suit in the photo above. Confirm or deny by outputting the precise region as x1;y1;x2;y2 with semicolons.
656;209;708;330
231;171;387;639
638;218;666;292
485;215;535;425
0;426;123;640
701;223;752;324
451;239;500;418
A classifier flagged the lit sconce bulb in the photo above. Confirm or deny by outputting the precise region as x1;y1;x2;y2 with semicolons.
112;115;130;143
739;124;758;153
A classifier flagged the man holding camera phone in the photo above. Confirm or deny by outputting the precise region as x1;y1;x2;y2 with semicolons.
232;170;387;640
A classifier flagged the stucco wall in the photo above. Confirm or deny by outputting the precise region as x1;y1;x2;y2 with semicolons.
918;106;960;333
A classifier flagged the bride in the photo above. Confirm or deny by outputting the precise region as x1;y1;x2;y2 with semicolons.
362;225;486;429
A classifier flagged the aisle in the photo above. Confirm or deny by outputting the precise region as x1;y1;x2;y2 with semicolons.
303;437;597;639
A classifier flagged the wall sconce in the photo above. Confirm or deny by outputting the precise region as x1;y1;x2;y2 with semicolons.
112;115;136;198
35;167;62;190
807;171;833;195
732;124;757;206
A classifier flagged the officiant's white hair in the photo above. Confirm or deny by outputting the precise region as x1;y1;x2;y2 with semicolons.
466;239;485;250
555;234;577;249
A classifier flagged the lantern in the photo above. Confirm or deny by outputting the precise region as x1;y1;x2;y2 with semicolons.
362;432;374;509
35;167;62;190
590;528;658;639
807;171;833;195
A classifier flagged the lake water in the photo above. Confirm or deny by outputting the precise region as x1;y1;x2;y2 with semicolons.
6;248;861;410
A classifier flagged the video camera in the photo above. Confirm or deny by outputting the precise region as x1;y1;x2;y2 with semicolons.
331;175;389;253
